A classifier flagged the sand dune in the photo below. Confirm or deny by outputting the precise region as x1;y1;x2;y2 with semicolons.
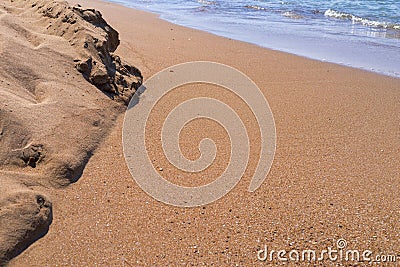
0;0;141;264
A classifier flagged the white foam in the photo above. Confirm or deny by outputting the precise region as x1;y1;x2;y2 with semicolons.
282;11;303;19
245;5;267;11
324;9;400;29
197;0;216;5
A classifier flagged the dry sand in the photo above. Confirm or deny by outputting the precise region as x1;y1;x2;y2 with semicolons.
2;0;400;266
0;0;141;264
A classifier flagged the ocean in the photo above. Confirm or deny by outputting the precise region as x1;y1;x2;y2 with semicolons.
107;0;400;77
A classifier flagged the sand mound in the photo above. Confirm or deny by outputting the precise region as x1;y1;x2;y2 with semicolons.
0;174;52;265
0;0;142;264
38;0;142;103
13;0;142;103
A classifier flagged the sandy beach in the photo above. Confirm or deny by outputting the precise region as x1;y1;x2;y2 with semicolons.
1;0;400;265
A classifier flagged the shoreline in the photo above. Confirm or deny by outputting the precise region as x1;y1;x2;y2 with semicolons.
6;0;400;265
71;0;400;81
103;0;400;78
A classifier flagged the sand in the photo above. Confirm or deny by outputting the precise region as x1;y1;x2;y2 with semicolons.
2;0;400;266
0;0;141;264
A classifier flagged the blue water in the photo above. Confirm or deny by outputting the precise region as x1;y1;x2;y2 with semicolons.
108;0;400;77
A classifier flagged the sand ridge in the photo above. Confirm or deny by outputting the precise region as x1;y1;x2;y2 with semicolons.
0;0;141;264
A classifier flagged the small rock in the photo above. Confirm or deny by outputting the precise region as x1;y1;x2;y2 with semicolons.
91;69;109;85
76;60;90;74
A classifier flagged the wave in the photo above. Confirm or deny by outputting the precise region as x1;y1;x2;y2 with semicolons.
245;5;303;20
245;5;267;11
324;9;400;30
282;11;303;19
197;0;217;5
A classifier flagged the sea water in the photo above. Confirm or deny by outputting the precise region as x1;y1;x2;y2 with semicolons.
107;0;400;77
